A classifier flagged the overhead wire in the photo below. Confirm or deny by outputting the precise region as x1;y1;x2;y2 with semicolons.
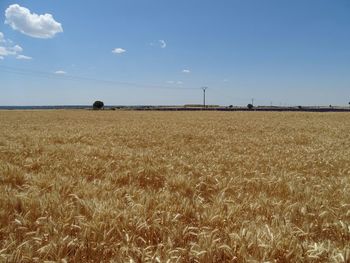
0;65;280;105
0;65;199;91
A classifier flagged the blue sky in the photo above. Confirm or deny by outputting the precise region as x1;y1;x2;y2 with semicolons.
0;0;349;106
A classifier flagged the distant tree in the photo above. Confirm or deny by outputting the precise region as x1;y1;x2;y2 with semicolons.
229;105;233;108
247;104;254;110
298;106;302;110
93;101;104;110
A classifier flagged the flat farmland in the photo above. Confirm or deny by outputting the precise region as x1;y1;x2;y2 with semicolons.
0;110;349;262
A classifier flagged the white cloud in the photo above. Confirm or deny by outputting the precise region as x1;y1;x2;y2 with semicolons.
54;70;66;74
16;54;32;60
0;46;10;56
159;40;166;48
5;4;63;39
112;48;126;54
182;69;190;74
167;80;183;85
150;40;167;48
12;45;23;53
0;32;32;60
0;39;29;60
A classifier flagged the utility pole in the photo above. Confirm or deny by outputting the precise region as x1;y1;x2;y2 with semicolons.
202;87;208;108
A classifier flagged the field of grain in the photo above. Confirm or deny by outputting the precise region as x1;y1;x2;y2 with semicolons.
0;110;349;262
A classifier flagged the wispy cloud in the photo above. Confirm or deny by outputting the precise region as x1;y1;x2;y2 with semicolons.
167;80;183;85
182;69;190;74
16;54;32;60
5;4;63;39
112;48;126;54
159;40;166;48
0;33;31;60
0;45;22;57
150;40;167;49
54;70;67;74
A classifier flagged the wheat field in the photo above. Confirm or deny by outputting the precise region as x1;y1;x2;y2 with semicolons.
0;110;349;262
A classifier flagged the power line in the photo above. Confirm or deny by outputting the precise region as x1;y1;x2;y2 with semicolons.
0;65;199;91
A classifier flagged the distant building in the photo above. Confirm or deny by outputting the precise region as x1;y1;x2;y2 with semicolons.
184;104;220;108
